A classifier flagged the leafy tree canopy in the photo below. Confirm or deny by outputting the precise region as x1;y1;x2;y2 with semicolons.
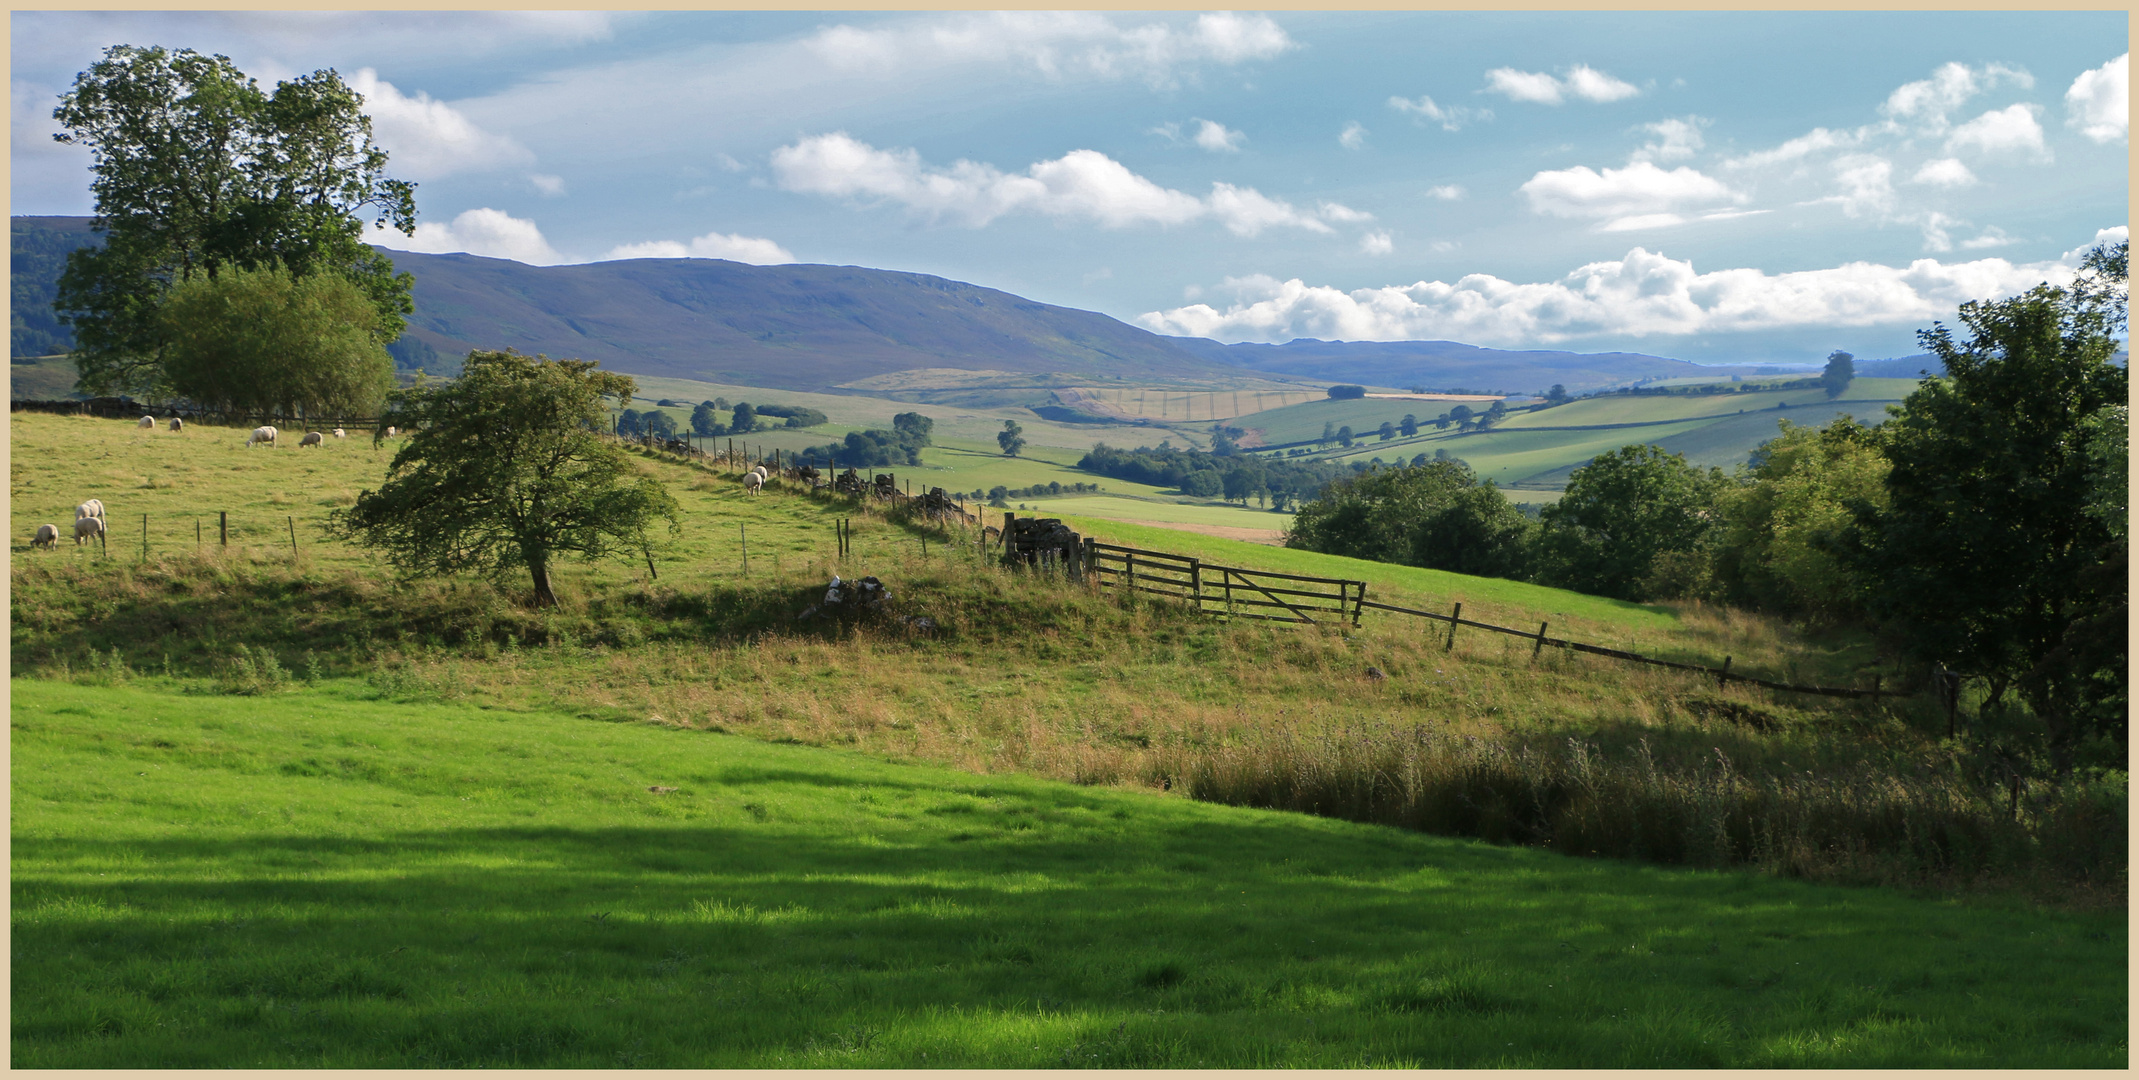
330;350;678;607
1537;444;1723;601
158;262;395;418
52;45;417;397
998;419;1026;457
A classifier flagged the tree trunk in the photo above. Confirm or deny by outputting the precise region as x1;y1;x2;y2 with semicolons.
528;556;557;608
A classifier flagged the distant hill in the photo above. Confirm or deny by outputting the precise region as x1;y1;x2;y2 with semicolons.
11;216;102;358
1164;337;1811;396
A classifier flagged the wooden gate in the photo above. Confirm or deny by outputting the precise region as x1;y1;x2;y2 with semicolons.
1087;541;1364;625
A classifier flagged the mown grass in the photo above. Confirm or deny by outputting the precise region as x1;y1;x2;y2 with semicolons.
12;679;2126;1068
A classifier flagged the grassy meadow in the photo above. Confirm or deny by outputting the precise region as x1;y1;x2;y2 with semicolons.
12;408;2126;1065
13;679;2126;1068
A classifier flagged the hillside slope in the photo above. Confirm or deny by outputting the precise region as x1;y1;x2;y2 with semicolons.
1167;336;1810;395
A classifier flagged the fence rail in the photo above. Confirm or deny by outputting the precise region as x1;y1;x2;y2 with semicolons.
1083;538;1899;700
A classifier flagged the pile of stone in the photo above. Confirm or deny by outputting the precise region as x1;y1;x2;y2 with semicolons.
1001;515;1085;575
832;468;869;497
796;574;889;621
911;486;972;522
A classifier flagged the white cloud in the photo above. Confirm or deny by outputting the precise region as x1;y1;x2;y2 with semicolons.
1387;93;1485;131
1360;231;1394;255
1339;121;1368;150
1721;126;1859;171
347;69;533;179
804;11;1293;88
1425;185;1465;201
1943;103;2049;160
770;132;1343;237
1960;226;2017;250
1822;155;1896;219
1192;118;1245;153
1518;160;1742;229
1909;157;1976;188
1317;202;1373;224
1880;60;2033;132
1136;246;2095;346
530;174;566;196
369;207;565;265
602;231;795;264
1483;64;1638;105
1919;211;1959;253
2065;53;2128;143
1631;116;1706;163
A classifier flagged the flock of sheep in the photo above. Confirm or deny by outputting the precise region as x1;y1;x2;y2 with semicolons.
31;498;107;549
26;415;399;552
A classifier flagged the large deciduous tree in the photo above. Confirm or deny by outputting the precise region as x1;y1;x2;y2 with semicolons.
1852;243;2127;765
329;350;679;608
1708;417;1889;620
1286;459;1534;579
157;262;396;417
52;45;417;397
1535;444;1722;601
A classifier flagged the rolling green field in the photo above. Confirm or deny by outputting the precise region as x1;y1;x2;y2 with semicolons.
1240;378;1918;489
13;679;2125;1068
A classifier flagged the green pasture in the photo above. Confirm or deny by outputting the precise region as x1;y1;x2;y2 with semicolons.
1233;396;1503;447
14;679;2124;1068
1491;378;1915;430
1014;495;1293;532
11;354;84;400
1045;513;1683;635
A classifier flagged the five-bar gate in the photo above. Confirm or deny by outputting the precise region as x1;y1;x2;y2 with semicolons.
1086;541;1365;625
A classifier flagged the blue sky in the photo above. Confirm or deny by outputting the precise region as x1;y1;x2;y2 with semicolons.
11;10;2128;364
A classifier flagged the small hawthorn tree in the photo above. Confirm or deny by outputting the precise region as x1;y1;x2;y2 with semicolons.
329;349;678;607
997;419;1025;457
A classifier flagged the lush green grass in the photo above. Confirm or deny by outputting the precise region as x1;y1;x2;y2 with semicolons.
13;678;2125;1068
1234;396;1501;447
11;354;85;399
1014;495;1293;533
1045;514;1685;634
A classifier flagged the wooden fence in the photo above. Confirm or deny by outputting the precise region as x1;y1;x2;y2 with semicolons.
1077;536;1899;700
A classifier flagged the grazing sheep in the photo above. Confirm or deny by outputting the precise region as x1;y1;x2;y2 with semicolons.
246;425;277;448
332;427;346;439
32;523;59;549
75;499;105;521
743;471;764;495
385;426;398;437
300;431;324;448
138;415;156;429
74;516;105;546
169;417;183;432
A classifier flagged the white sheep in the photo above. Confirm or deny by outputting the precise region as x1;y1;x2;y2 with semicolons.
138;415;156;429
32;523;59;549
300;431;325;448
332;427;346;439
385;426;398;437
246;425;278;448
743;471;764;495
74;516;105;546
75;499;105;521
169;417;183;432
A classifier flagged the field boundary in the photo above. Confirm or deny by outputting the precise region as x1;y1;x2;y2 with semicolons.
1050;526;1902;700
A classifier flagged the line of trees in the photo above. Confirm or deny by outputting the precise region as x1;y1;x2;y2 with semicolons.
1287;243;2126;772
798;412;934;468
1078;443;1363;511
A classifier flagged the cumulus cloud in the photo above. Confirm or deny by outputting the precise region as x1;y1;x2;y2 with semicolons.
1425;185;1465;201
1339;121;1368;150
2065;53;2128;143
1721;126;1859;171
1631;116;1706;163
1483;64;1639;105
1943;103;2049;160
1192;118;1245;152
1360;231;1394;255
771;132;1353;238
1880;60;2032;131
368;207;564;265
1821;155;1897;219
804;11;1293;88
1909;157;1976;188
348;69;533;179
1136;245;2101;346
1387;93;1486;131
602;231;795;264
1518;160;1742;230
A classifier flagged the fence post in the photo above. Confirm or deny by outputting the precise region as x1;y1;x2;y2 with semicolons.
1445;601;1462;651
1189;558;1202;611
142;513;148;561
220;511;228;547
741;524;749;575
288;515;297;554
1718;656;1732;687
1125;551;1135;592
1352;583;1365;628
196;518;201;548
1532;620;1549;658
